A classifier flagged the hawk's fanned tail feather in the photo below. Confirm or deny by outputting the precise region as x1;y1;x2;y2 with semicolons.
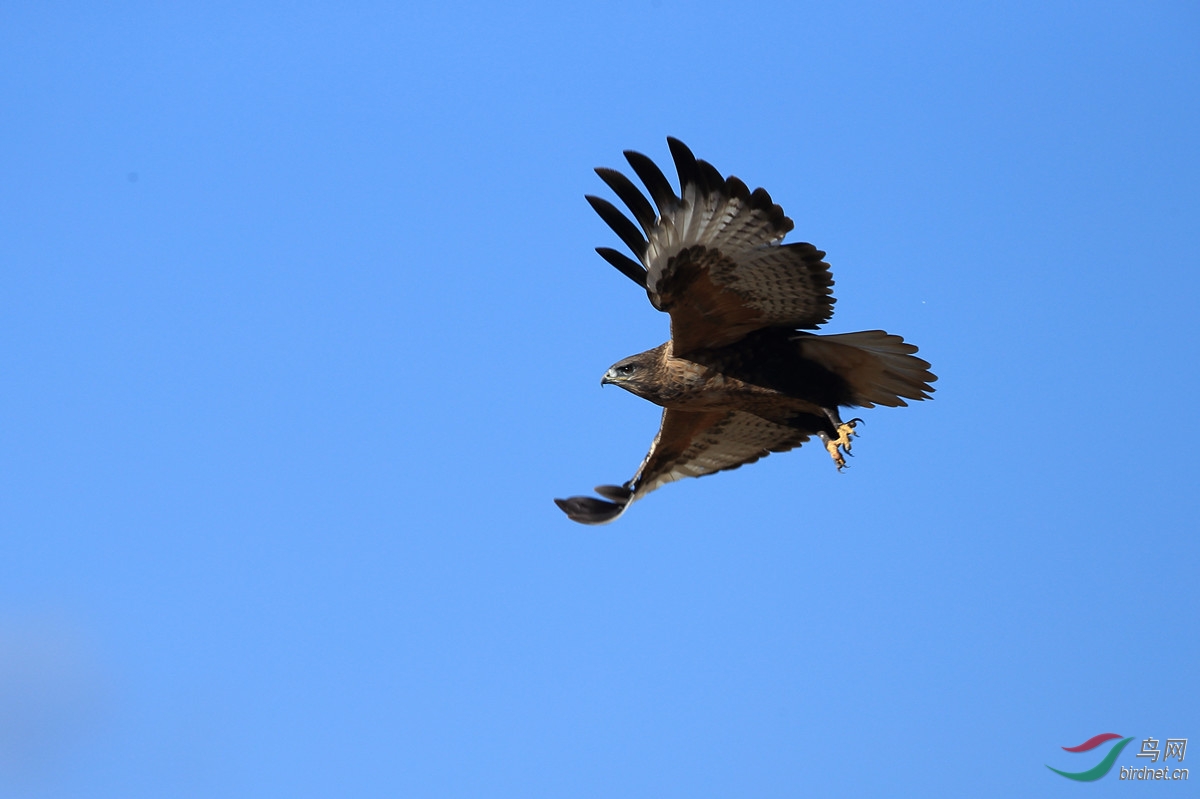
794;330;937;408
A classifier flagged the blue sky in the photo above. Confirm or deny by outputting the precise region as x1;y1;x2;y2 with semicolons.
2;2;1197;796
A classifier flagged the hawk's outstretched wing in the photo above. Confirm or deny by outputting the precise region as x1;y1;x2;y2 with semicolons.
554;409;815;525
586;137;836;354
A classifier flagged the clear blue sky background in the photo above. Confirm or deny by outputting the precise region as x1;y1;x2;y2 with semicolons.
2;3;1197;797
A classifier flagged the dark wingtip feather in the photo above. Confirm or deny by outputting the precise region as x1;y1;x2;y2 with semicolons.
595;167;656;232
594;484;633;502
696;159;725;190
585;195;647;259
554;495;629;525
725;175;751;201
667;137;709;196
596;247;647;287
748;186;793;234
624;148;678;215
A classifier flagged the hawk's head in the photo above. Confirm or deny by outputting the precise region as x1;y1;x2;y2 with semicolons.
601;348;666;402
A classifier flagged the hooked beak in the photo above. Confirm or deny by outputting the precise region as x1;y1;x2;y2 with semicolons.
601;370;614;387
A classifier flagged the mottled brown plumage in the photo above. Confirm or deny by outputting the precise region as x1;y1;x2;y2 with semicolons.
556;138;936;524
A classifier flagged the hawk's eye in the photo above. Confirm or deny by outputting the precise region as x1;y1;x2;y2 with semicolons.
617;364;635;376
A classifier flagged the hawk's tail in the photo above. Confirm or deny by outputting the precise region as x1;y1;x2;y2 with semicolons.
795;330;937;408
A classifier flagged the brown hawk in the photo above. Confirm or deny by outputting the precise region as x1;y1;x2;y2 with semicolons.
556;138;936;524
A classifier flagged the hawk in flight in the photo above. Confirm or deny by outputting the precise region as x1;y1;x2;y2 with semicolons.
555;138;936;524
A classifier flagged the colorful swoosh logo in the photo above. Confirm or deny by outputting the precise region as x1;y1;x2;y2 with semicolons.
1047;734;1134;781
1061;732;1124;752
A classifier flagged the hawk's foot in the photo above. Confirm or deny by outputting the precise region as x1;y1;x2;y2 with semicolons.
822;419;861;471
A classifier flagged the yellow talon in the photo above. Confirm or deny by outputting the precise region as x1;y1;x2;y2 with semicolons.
825;420;858;471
